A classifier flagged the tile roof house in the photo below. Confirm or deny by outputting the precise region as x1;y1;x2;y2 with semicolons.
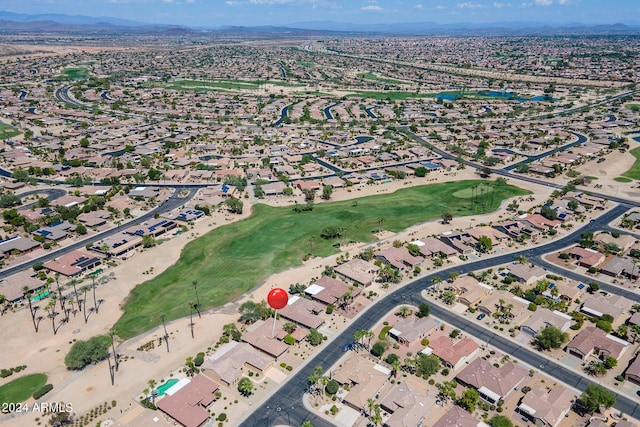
0;271;45;303
477;290;529;319
305;276;361;306
156;374;219;427
334;258;379;287
467;226;509;246
415;237;458;258
566;326;629;361
424;334;480;371
595;232;636;252
456;358;528;404
277;296;325;330
0;235;40;255
261;181;287;196
433;405;490;427
201;341;274;386
517;385;575;427
493;220;539;239
333;353;390;412
31;221;74;241
599;255;639;279
92;231;143;258
516;213;561;231
580;294;629;320
241;320;289;359
375;247;423;270
43;250;102;277
388;316;438;347
624;354;640;386
568;247;606;268
440;232;476;255
519;308;573;337
506;263;547;286
381;379;436;427
447;276;493;307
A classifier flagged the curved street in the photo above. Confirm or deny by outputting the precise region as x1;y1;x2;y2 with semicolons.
240;203;640;427
0;188;197;281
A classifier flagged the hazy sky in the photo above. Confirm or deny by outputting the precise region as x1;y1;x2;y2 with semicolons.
2;0;638;27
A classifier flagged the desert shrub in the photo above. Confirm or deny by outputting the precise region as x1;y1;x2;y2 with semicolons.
33;384;53;399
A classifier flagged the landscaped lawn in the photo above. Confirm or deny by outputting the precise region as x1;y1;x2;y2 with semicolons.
0;374;47;404
359;72;407;85
0;122;20;140
113;179;530;339
346;91;432;101
161;79;304;92
56;67;89;81
614;176;633;183
622;146;640;180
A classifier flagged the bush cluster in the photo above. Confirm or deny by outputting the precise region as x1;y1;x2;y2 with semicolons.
64;335;111;370
33;384;53;400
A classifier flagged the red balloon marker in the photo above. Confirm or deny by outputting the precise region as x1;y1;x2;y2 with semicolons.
267;287;288;310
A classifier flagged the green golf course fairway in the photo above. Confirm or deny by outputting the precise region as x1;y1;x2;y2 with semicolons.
622;146;640;180
0;374;47;404
113;179;530;339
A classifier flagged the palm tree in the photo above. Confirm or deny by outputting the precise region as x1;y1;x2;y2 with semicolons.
161;314;169;352
110;329;119;371
80;285;90;323
396;306;412;318
308;236;315;255
377;216;386;233
69;279;80;311
584;360;607;376
509;284;524;297
91;276;98;314
441;290;457;305
364;330;375;349
67;298;76;318
192;280;201;318
307;365;324;398
353;329;365;350
517;255;528;265
371;405;382;426
339;290;352;310
54;274;65;315
185;356;195;377
238;377;254;396
631;324;640;344
148;379;157;403
437;380;457;405
45;300;57;335
366;398;376;418
391;359;402;379
22;286;38;332
188;302;196;339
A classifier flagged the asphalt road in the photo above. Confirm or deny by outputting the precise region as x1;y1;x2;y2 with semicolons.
240;203;638;427
0;188;197;281
54;85;89;109
402;128;640;208
16;188;67;208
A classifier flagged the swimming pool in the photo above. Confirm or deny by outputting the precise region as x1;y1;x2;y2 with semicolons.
155;378;179;396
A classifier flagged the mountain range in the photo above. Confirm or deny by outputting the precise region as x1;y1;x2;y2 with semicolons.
0;11;638;36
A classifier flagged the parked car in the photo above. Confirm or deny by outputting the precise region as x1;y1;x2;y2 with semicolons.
476;313;486;320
